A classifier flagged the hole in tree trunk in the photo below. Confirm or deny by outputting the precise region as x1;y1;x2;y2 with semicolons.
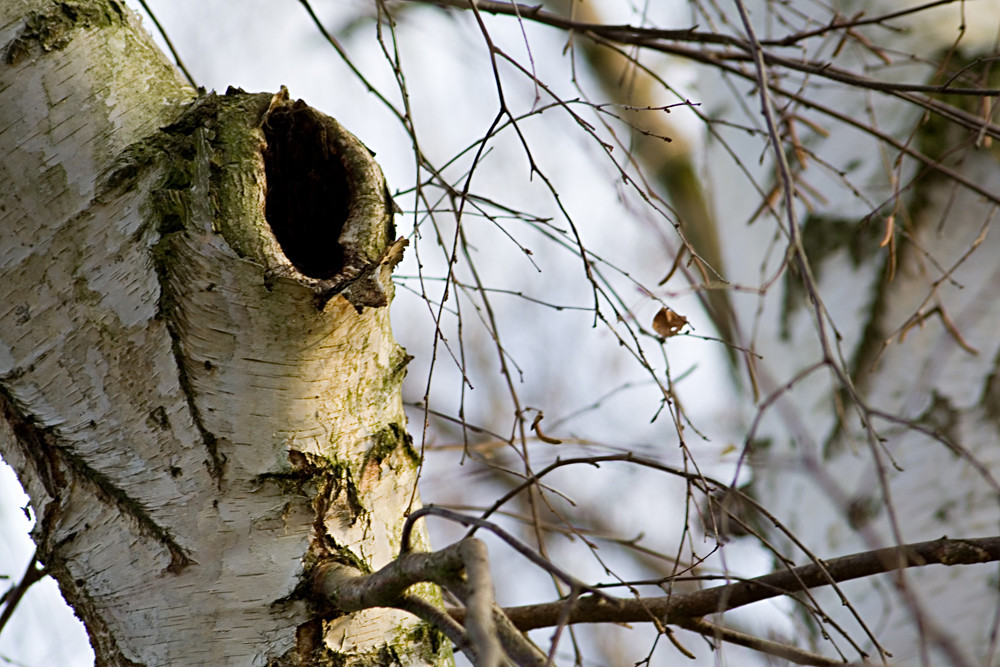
262;100;349;280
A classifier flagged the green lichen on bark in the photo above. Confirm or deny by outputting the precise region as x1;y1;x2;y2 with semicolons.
268;623;452;667
3;0;125;64
365;423;419;470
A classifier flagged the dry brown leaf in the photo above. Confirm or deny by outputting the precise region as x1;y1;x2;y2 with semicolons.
652;307;688;338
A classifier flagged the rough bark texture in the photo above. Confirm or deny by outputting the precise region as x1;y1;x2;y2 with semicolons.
0;1;447;665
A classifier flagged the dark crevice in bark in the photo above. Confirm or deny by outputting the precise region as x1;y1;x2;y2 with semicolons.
0;386;192;573
149;201;227;481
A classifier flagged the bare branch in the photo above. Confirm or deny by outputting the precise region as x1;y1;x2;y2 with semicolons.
677;617;843;666
488;536;1000;630
0;550;46;635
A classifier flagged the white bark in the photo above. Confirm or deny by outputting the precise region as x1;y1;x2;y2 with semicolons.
0;1;447;665
706;3;1000;664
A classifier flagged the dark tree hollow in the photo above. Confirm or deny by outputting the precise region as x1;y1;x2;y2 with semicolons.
262;99;350;279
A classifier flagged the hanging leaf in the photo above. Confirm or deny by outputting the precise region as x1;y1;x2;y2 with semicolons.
652;307;688;338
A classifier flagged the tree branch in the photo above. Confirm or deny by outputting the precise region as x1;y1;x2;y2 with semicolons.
0;550;46;635
407;0;1000;99
316;530;998;665
314;538;547;667
677;617;844;666
481;536;999;630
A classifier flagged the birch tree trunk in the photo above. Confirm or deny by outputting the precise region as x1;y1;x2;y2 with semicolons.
0;1;448;665
706;3;1000;664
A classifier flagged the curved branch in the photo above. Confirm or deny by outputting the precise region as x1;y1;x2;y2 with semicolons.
313;538;547;667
